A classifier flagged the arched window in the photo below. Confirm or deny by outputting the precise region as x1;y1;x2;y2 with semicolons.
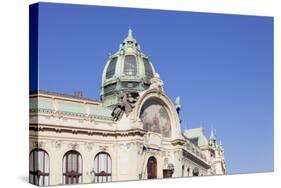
147;156;157;179
143;58;154;78
182;165;185;177
124;55;137;76
94;152;112;183
192;167;199;176
29;149;49;186
106;57;117;79
63;150;82;184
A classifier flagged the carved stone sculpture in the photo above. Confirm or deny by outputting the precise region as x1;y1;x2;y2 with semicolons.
111;91;139;121
111;102;124;121
149;73;164;91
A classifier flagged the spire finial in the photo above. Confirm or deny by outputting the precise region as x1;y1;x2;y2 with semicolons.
128;28;133;37
175;96;181;114
175;96;181;107
210;126;215;140
214;128;217;138
219;140;224;151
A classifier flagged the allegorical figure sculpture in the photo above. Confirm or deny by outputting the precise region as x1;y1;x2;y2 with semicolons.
111;91;139;121
149;73;164;91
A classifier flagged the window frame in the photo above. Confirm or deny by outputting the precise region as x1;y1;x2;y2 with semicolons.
106;57;118;79
63;150;82;184
143;58;154;78
29;148;50;186
123;55;137;76
94;152;112;183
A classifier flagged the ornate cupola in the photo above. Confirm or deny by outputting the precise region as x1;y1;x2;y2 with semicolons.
101;29;156;107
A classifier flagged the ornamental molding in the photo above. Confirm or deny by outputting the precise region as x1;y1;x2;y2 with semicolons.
30;108;113;121
30;123;147;137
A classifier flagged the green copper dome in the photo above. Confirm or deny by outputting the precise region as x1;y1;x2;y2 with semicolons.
101;29;156;107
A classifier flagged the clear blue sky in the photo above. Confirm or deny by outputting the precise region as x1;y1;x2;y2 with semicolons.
34;3;274;174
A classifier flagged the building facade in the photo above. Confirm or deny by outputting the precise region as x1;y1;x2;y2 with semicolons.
29;29;226;186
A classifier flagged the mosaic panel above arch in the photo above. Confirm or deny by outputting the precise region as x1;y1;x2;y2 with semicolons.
140;99;171;137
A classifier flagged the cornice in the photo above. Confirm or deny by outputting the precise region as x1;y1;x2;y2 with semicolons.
182;149;210;169
30;108;113;121
29;123;147;137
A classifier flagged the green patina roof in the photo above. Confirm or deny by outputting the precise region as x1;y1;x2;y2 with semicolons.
30;96;112;119
89;106;112;117
30;98;54;110
184;128;208;147
57;101;85;114
100;29;156;108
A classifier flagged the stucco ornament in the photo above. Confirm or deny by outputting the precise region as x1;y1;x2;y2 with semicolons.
111;91;139;121
149;73;164;91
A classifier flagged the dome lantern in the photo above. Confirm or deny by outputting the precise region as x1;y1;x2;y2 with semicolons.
101;29;157;107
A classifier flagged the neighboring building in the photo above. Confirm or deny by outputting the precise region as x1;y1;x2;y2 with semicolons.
29;29;226;186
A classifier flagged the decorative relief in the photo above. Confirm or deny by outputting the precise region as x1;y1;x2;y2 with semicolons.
33;141;45;149
52;140;62;149
167;151;170;157
146;148;160;156
137;144;144;155
126;143;131;149
68;142;78;150
85;142;94;150
99;145;108;151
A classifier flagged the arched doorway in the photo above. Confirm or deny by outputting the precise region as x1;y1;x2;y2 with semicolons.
147;157;157;179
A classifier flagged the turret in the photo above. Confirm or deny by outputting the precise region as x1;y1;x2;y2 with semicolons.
209;128;217;147
207;128;226;175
